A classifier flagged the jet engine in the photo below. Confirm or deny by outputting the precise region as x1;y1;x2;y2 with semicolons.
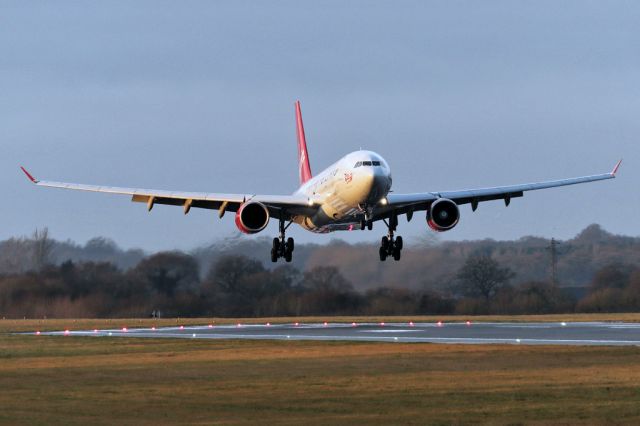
235;201;270;234
427;198;460;232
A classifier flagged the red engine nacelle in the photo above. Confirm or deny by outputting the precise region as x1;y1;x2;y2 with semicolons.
427;198;460;232
235;201;270;234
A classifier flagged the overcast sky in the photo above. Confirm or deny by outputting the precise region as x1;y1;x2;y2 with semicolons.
2;1;638;251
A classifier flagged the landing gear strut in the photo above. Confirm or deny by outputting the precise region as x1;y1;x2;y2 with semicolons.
271;216;294;263
359;206;373;231
379;214;402;261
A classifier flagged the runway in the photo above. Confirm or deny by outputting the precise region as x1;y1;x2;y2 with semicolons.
35;321;640;346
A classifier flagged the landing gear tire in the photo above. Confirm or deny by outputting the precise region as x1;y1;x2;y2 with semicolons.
367;220;373;231
270;248;278;263
381;236;389;250
286;237;295;252
379;246;387;261
395;236;403;251
392;247;401;261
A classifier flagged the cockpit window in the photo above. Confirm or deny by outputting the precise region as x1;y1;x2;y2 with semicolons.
354;161;362;168
363;161;372;166
372;161;381;166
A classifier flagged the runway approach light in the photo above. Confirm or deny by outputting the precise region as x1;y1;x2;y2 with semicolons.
179;325;184;330
437;321;443;327
122;327;127;332
323;321;328;326
151;327;156;331
93;329;98;333
266;322;271;326
192;333;196;338
409;321;414;326
561;322;567;326
208;324;213;328
35;331;41;335
294;322;299;326
380;322;385;326
64;329;70;335
466;321;472;326
351;322;357;327
237;323;242;327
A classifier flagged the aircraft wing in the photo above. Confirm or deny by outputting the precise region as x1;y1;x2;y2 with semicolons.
20;167;318;218
380;160;622;217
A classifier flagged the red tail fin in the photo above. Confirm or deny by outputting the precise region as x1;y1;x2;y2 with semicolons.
295;100;312;185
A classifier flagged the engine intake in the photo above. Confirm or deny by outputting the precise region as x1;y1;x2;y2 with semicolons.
427;198;460;232
235;201;270;234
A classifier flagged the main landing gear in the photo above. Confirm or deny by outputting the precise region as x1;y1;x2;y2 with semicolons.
379;214;402;261
271;217;294;263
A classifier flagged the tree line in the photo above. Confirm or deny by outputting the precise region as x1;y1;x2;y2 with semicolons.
1;247;639;318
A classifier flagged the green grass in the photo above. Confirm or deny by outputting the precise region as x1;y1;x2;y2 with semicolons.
1;317;640;424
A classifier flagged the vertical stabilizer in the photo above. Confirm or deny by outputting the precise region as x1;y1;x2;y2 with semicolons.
295;101;313;185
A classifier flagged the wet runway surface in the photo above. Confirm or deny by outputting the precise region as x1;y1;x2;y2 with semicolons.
35;321;640;346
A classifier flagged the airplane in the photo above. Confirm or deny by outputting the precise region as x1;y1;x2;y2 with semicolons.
21;101;621;263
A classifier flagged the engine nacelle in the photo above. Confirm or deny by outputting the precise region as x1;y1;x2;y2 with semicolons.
427;198;460;232
235;201;270;234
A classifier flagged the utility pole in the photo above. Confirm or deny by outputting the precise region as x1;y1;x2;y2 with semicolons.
548;238;560;287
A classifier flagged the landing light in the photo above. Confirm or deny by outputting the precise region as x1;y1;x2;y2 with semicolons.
380;198;388;206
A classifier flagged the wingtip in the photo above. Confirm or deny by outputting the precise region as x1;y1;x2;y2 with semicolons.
611;159;623;176
20;166;38;183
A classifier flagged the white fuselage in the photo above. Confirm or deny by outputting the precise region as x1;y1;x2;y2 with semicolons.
293;151;392;232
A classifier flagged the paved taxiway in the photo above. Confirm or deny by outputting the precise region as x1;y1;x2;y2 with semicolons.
36;322;640;346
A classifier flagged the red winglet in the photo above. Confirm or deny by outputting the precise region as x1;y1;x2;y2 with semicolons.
611;159;623;176
20;166;38;183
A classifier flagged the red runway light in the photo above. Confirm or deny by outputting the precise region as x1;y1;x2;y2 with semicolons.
437;321;443;327
409;321;414;326
266;322;271;326
208;324;213;328
93;329;98;333
64;329;70;335
179;325;184;330
122;327;127;332
323;321;328;326
294;322;299;326
35;331;41;335
237;323;242;327
466;321;471;326
380;322;385;326
351;322;357;327
151;327;156;331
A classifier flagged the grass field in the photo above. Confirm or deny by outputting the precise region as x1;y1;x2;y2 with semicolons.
2;316;640;425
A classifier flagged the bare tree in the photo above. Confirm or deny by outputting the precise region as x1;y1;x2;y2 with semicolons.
32;228;54;272
456;254;515;301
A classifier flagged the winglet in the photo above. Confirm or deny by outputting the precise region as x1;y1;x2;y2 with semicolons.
20;166;39;183
611;159;623;176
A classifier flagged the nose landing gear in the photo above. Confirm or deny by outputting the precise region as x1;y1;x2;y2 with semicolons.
379;214;402;261
271;216;294;262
